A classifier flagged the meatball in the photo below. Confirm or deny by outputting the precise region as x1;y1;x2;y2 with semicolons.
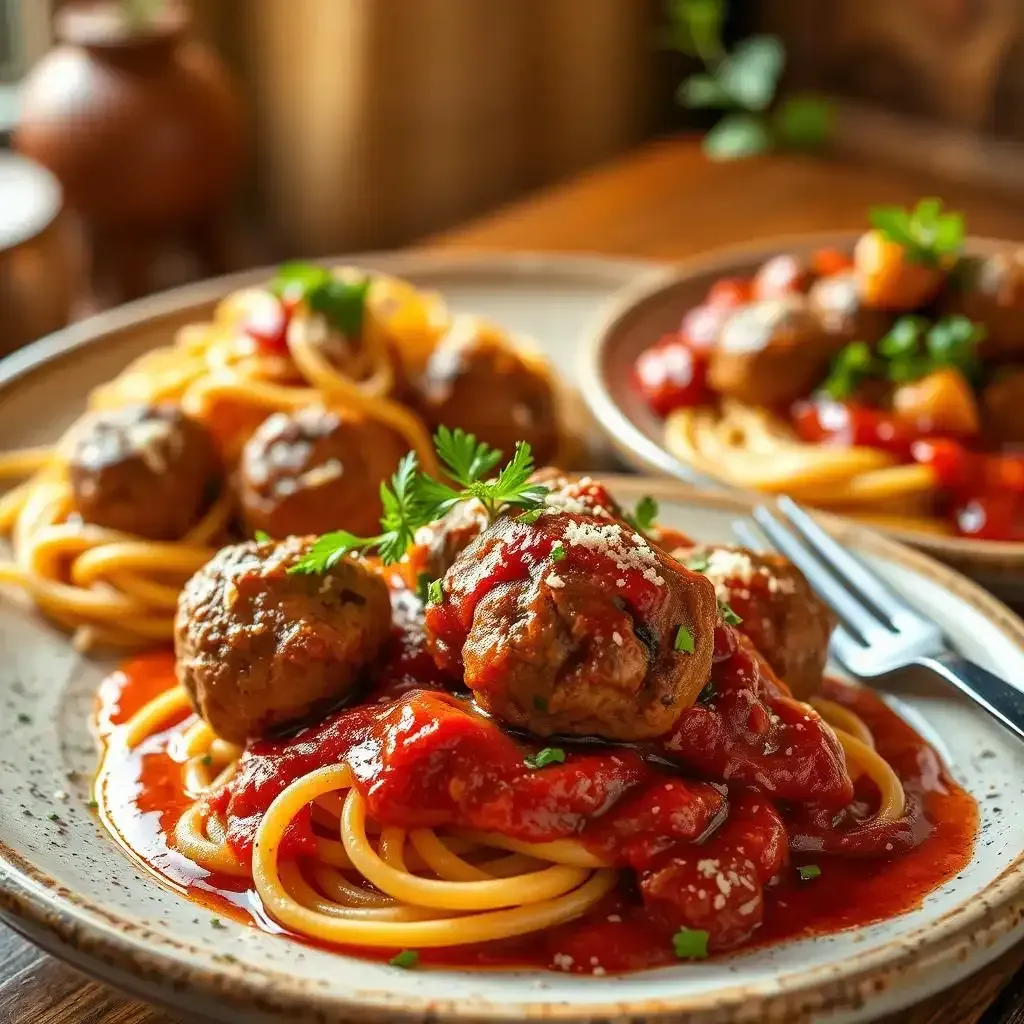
941;251;1024;358
69;403;218;540
237;407;406;539
673;544;833;700
415;316;560;465
981;366;1024;445
407;473;623;583
807;271;894;347
175;537;391;743
425;511;718;739
708;297;846;408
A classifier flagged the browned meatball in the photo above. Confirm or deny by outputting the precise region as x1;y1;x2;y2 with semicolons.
175;537;391;742
425;511;718;739
941;251;1024;358
673;544;833;700
708;297;846;408
415;318;560;465
807;271;894;347
69;403;218;540
406;473;623;583
981;366;1024;445
237;407;406;539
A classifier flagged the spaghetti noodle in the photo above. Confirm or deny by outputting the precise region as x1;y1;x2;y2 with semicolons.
96;673;905;955
0;268;567;648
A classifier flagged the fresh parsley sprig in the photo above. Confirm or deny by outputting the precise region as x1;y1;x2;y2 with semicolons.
867;198;964;267
416;427;549;521
270;262;371;338
290;428;551;573
290;452;425;572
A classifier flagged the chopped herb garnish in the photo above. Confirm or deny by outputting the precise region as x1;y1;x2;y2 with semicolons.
86;800;98;810
253;530;271;542
524;747;566;770
517;507;545;525
674;624;695;653
389;949;419;969
415;572;431;603
426;578;444;606
270;262;371;338
48;812;61;822
672;927;710;960
822;340;878;400
210;918;227;929
797;864;822;881
200;754;214;767
16;713;31;725
685;550;711;574
868;198;964;267
625;495;659;532
532;695;549;712
550;542;567;562
718;599;742;626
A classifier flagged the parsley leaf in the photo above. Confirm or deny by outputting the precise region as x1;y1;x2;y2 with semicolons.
524;747;566;770
517;507;545;525
270;262;370;337
868;198;964;267
672;927;710;959
550;542;567;562
821;341;877;400
389;949;419;969
426;579;443;605
470;441;547;517
290;453;424;572
718;599;742;626
625;495;659;533
797;864;821;881
253;530;271;542
674;624;695;653
434;425;502;487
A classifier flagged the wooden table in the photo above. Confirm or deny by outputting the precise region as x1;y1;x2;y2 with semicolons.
4;136;1023;1024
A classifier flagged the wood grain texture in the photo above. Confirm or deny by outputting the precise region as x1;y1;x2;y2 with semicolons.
1;135;1022;1023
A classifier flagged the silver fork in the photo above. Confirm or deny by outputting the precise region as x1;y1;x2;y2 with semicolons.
732;495;1024;743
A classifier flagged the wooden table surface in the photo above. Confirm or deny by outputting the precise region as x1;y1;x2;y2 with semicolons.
4;135;1024;1024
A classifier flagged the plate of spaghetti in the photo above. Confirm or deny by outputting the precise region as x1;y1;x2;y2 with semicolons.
580;200;1024;598
0;255;1022;1024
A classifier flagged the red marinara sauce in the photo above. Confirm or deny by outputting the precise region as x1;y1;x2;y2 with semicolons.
95;641;976;973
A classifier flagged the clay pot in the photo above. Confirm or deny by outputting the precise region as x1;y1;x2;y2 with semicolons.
16;0;244;300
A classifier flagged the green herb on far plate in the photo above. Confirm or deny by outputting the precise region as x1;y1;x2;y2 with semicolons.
270;262;370;338
625;495;659;533
821;341;878;401
868;198;964;267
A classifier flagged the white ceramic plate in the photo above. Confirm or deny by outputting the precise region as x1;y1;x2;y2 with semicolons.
0;253;1022;1024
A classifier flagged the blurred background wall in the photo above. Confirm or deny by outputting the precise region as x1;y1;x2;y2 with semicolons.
193;0;659;256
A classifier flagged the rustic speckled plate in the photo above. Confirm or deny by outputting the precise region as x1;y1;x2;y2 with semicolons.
0;253;1023;1024
577;234;1024;603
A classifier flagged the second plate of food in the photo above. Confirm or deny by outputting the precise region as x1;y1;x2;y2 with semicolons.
579;200;1024;597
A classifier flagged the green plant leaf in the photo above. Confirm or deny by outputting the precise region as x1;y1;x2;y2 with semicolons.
663;0;725;60
703;114;772;161
677;73;727;109
774;93;832;149
717;35;785;112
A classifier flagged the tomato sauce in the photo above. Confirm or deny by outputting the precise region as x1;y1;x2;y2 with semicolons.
95;641;976;973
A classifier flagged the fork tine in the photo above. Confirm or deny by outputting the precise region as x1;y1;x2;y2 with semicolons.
775;496;917;623
752;506;884;641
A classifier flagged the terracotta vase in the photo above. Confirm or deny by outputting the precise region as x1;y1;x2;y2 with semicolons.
16;0;245;304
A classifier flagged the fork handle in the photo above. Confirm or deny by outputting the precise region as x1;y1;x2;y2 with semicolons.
916;652;1024;743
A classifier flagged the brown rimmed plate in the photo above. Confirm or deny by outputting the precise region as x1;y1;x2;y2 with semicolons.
577;234;1024;601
